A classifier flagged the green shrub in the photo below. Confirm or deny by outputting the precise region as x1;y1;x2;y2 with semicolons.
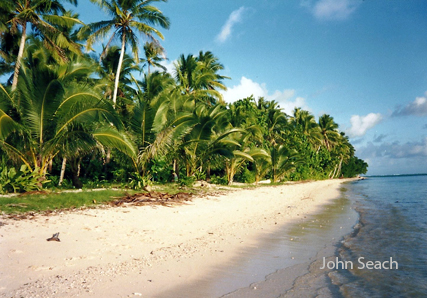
112;168;128;183
45;175;60;188
179;175;195;187
128;172;151;190
81;177;112;189
210;175;228;185
149;158;172;182
194;171;206;181
240;168;256;183
0;165;49;194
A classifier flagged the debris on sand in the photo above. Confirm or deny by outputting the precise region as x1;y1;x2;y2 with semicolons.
110;192;193;207
47;232;60;242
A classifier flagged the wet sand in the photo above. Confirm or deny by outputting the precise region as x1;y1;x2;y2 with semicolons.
219;192;358;298
0;179;357;297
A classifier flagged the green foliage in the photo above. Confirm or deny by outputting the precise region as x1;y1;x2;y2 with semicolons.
193;170;206;181
288;166;311;181
112;168;128;183
0;189;135;215
149;158;171;182
78;156;105;180
0;11;369;193
341;156;368;177
210;175;228;185
81;177;111;189
44;175;73;190
0;165;48;194
178;175;195;187
0;47;136;178
79;0;170;105
239;168;256;184
128;172;151;190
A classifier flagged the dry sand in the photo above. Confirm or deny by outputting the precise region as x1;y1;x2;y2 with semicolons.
0;179;356;298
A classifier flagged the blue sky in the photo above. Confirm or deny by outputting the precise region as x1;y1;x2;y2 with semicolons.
71;0;427;175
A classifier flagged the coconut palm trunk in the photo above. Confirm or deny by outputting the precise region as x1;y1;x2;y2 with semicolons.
11;22;26;91
336;157;343;178
112;33;126;107
107;34;126;165
5;0;82;92
59;157;67;186
82;0;170;107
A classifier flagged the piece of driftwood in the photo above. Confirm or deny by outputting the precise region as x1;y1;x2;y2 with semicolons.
47;232;60;242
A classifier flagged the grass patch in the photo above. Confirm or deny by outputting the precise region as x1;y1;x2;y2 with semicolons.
0;181;268;215
0;189;138;215
151;183;204;195
0;182;216;215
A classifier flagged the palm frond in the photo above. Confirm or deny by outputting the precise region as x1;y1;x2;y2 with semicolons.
18;67;65;142
232;150;254;162
0;111;20;139
42;14;85;28
93;128;137;165
130;21;164;40
0;84;14;111
0;140;32;169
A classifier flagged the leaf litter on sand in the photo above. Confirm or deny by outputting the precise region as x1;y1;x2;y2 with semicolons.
1;188;229;221
109;191;193;207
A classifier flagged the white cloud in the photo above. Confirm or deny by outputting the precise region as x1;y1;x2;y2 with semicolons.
358;138;427;159
347;113;383;138
222;76;267;101
356;139;427;175
392;91;427;117
409;138;427;157
303;0;360;20
221;76;309;115
216;7;247;43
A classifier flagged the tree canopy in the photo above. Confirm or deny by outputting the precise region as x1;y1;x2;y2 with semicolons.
0;1;367;193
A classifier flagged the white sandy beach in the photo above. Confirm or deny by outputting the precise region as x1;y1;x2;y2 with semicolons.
0;179;356;298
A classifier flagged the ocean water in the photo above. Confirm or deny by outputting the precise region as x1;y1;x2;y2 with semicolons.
333;175;427;297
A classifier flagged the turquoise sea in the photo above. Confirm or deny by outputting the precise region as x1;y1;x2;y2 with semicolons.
332;175;427;297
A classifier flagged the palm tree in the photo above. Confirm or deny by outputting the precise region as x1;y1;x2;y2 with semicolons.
269;144;300;183
174;52;228;105
0;0;82;91
329;132;354;178
129;71;175;175
97;45;139;103
196;51;229;104
169;103;241;176
318;114;340;151
174;54;197;95
140;41;166;75
0;30;20;83
227;96;258;127
225;147;268;184
80;0;170;106
224;99;265;184
0;46;136;187
290;108;322;148
0;5;20;83
262;100;287;145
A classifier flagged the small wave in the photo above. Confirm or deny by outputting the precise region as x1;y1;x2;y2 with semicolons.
331;176;427;297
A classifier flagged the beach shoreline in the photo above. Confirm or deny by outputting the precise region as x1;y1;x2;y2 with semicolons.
0;178;359;297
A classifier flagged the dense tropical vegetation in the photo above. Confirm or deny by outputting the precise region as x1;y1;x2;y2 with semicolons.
0;0;367;194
